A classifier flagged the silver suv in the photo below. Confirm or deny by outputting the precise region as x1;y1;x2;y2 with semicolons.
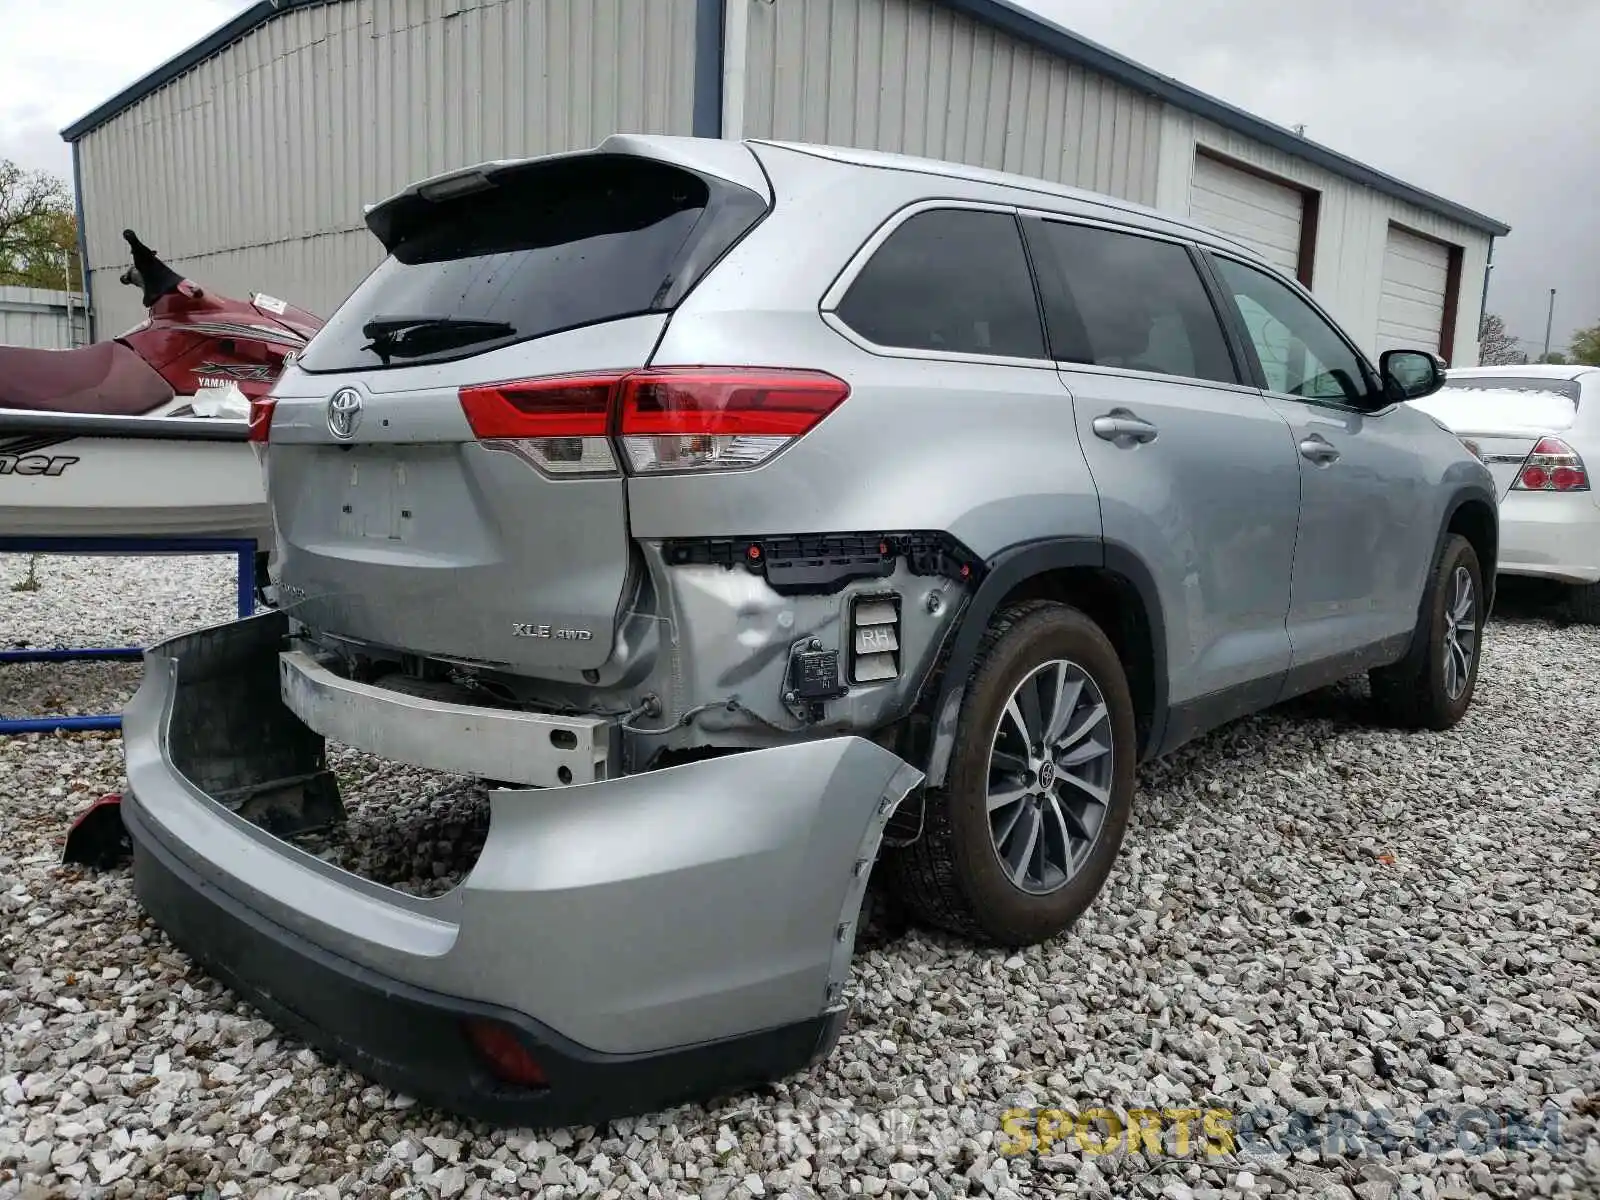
121;135;1497;1125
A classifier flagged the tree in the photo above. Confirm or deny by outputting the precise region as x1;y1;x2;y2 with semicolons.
1569;322;1600;366
0;160;79;291
1476;312;1526;366
1543;351;1569;365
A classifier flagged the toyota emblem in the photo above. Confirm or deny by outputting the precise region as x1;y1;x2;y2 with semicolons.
327;388;363;440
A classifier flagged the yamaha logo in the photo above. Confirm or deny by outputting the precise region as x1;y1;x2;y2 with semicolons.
327;388;363;440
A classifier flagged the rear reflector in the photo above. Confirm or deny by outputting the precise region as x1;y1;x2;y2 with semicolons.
1513;436;1589;492
458;368;849;476
461;1018;549;1088
247;397;276;443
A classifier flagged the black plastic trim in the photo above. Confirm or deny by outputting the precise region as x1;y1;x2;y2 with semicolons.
0;411;249;443
919;536;1170;782
120;790;845;1128
664;531;980;596
1157;673;1285;759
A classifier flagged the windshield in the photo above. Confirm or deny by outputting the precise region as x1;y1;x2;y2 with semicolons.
298;154;764;373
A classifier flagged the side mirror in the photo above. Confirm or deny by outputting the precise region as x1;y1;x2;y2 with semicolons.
1381;348;1446;402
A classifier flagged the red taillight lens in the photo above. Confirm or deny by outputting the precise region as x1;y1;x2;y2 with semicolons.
459;374;621;438
459;373;625;476
1513;436;1589;492
617;368;849;474
247;397;276;443
461;1018;548;1088
456;367;850;476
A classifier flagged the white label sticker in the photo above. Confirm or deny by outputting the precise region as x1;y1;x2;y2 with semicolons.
253;293;288;315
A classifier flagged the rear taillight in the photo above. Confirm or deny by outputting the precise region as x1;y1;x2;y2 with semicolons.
247;397;276;443
458;368;849;477
1512;437;1589;492
617;368;848;474
459;373;623;475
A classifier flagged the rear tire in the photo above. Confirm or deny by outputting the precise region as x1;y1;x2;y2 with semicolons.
1369;534;1484;730
884;600;1137;947
1565;581;1600;625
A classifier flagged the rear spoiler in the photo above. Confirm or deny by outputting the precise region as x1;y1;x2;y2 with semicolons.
362;135;772;252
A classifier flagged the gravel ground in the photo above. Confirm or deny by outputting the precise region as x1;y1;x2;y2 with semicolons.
1;555;1597;1200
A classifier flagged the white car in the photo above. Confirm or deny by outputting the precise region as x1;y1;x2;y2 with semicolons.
1412;364;1600;620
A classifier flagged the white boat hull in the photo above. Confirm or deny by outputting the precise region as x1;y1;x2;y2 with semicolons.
0;406;271;546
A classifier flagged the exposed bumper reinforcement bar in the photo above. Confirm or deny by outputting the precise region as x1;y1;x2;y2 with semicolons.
279;648;614;787
120;610;924;1125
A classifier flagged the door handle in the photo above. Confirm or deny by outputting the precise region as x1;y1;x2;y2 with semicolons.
1092;410;1158;445
1299;434;1340;465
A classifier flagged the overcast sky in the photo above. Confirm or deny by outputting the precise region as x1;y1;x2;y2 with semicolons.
0;0;1592;351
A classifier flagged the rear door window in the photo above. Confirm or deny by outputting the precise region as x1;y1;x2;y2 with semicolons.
1024;218;1240;385
297;154;766;373
833;208;1047;360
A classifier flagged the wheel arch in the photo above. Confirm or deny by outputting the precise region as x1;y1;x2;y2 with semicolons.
915;536;1169;787
1444;488;1499;611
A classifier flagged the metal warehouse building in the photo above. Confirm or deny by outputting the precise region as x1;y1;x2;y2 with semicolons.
63;0;1510;364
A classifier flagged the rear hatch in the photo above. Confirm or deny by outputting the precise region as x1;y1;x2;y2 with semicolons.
1410;375;1582;499
261;144;769;674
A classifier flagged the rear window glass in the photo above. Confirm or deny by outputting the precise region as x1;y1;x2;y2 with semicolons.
1027;219;1239;386
298;155;763;372
834;208;1047;360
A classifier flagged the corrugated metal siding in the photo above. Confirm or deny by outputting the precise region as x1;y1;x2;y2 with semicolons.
742;0;1162;205
0;288;89;349
1156;110;1491;367
75;0;699;337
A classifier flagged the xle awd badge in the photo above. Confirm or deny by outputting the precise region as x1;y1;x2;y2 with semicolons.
327;388;363;440
513;623;594;641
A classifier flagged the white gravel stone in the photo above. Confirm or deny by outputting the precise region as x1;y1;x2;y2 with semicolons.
2;558;1597;1198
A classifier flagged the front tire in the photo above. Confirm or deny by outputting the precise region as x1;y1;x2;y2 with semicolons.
885;601;1137;947
1369;534;1484;730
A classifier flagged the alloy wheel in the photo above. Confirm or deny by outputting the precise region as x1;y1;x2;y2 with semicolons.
985;659;1116;895
1443;565;1477;701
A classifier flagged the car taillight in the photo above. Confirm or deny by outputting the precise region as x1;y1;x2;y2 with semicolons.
247;397;276;443
616;368;849;474
459;373;622;475
1512;437;1589;492
457;368;849;476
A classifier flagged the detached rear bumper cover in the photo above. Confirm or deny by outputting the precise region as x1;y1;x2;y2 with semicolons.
121;611;923;1125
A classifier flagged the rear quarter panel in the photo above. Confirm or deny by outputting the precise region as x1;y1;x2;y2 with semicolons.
633;146;1103;558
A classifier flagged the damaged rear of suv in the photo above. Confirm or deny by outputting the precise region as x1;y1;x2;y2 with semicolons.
120;134;1495;1124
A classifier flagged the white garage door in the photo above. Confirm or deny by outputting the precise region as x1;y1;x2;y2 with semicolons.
1189;152;1305;277
1377;226;1450;354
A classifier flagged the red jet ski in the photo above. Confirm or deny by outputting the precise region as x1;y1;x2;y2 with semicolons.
0;230;324;545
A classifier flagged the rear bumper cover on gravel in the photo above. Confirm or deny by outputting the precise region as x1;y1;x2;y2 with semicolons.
120;611;923;1125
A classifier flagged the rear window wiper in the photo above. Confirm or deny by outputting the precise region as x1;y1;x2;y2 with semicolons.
361;315;516;362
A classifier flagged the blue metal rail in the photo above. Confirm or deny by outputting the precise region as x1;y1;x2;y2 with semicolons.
0;536;256;735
